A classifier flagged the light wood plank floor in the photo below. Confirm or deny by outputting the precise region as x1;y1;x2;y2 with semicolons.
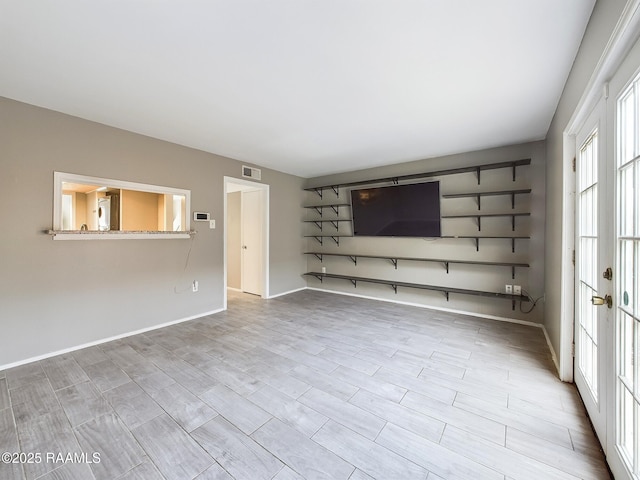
0;290;611;480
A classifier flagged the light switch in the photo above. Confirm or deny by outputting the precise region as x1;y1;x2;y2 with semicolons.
209;220;216;229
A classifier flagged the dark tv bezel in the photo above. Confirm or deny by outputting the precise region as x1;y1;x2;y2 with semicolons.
349;181;442;238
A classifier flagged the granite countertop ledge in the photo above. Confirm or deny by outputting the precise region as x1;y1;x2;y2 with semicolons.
46;230;196;240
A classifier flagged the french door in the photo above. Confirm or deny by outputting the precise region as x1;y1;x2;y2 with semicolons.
574;44;640;480
614;69;640;479
575;99;611;445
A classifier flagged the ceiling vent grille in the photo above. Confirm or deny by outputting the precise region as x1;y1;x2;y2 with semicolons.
242;166;261;180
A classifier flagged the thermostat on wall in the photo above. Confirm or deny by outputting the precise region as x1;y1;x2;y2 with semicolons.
193;212;210;221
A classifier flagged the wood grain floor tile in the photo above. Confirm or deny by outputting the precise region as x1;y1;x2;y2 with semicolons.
374;367;457;405
103;382;163;430
298;387;385;440
55;381;112;428
401;390;506;445
0;378;10;411
75;412;146;480
132;414;213;480
81;360;131;393
376;422;503;480
290;365;358;401
193;463;234;480
192;416;282;480
151;382;218;432
114;459;164;480
37;463;96;480
453;392;573;449
199;384;271;435
252;418;354;480
440;425;581;480
3;290;609;480
349;389;445;443
312;420;429;480
330;365;407;403
248;384;328;437
505;427;610;480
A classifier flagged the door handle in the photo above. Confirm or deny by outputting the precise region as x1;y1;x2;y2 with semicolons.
591;295;612;308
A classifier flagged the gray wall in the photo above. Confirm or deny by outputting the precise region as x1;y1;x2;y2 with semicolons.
544;0;628;356
226;191;241;289
0;97;306;367
305;141;546;323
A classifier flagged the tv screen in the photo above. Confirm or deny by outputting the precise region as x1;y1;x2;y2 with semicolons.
350;182;441;237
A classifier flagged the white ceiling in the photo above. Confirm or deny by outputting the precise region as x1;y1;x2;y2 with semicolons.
0;0;595;178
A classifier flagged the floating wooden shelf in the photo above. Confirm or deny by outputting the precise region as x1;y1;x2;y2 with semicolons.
442;189;531;209
304;252;528;279
304;272;529;309
441;235;530;252
303;203;350;216
303;219;352;231
304;159;531;197
441;212;530;231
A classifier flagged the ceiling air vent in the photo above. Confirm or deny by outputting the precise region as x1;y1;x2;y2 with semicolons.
242;165;261;180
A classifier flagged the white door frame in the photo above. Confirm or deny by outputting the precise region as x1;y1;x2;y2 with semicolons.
223;176;270;309
560;0;640;382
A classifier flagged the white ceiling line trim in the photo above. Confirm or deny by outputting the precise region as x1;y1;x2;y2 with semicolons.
566;0;640;134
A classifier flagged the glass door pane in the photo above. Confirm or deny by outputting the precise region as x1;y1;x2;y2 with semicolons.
577;129;600;400
616;74;640;476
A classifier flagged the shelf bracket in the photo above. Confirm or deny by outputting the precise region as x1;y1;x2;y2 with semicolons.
313;188;323;199
512;163;517;181
330;220;339;230
444;261;449;274
511;266;516;280
313;253;323;262
331;205;339;215
349;255;357;266
476;167;481;185
475;237;479;252
311;273;323;282
350;279;357;288
313;236;323;246
391;284;398;294
511;192;516;209
511;238;515;253
331;236;340;246
445;291;450;301
331;186;339;197
475;194;481;211
313;221;322;230
313;206;322;216
389;258;398;269
512;299;516;310
511;215;516;231
392;178;399;185
476;216;482;232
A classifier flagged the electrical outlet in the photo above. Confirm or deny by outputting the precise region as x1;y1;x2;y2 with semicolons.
513;285;522;295
192;280;199;292
505;284;513;294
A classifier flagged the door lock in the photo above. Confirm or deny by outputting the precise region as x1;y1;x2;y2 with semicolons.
591;294;612;308
602;267;613;281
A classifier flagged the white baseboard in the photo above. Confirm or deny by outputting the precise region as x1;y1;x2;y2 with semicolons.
307;287;542;327
0;308;224;372
226;287;242;292
267;286;307;299
541;324;561;378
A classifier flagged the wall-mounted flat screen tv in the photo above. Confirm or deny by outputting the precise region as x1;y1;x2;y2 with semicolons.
350;181;441;237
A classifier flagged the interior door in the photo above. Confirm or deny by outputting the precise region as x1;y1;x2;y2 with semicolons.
241;189;264;296
574;99;612;446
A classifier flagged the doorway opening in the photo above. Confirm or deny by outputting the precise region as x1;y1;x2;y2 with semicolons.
224;177;269;310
